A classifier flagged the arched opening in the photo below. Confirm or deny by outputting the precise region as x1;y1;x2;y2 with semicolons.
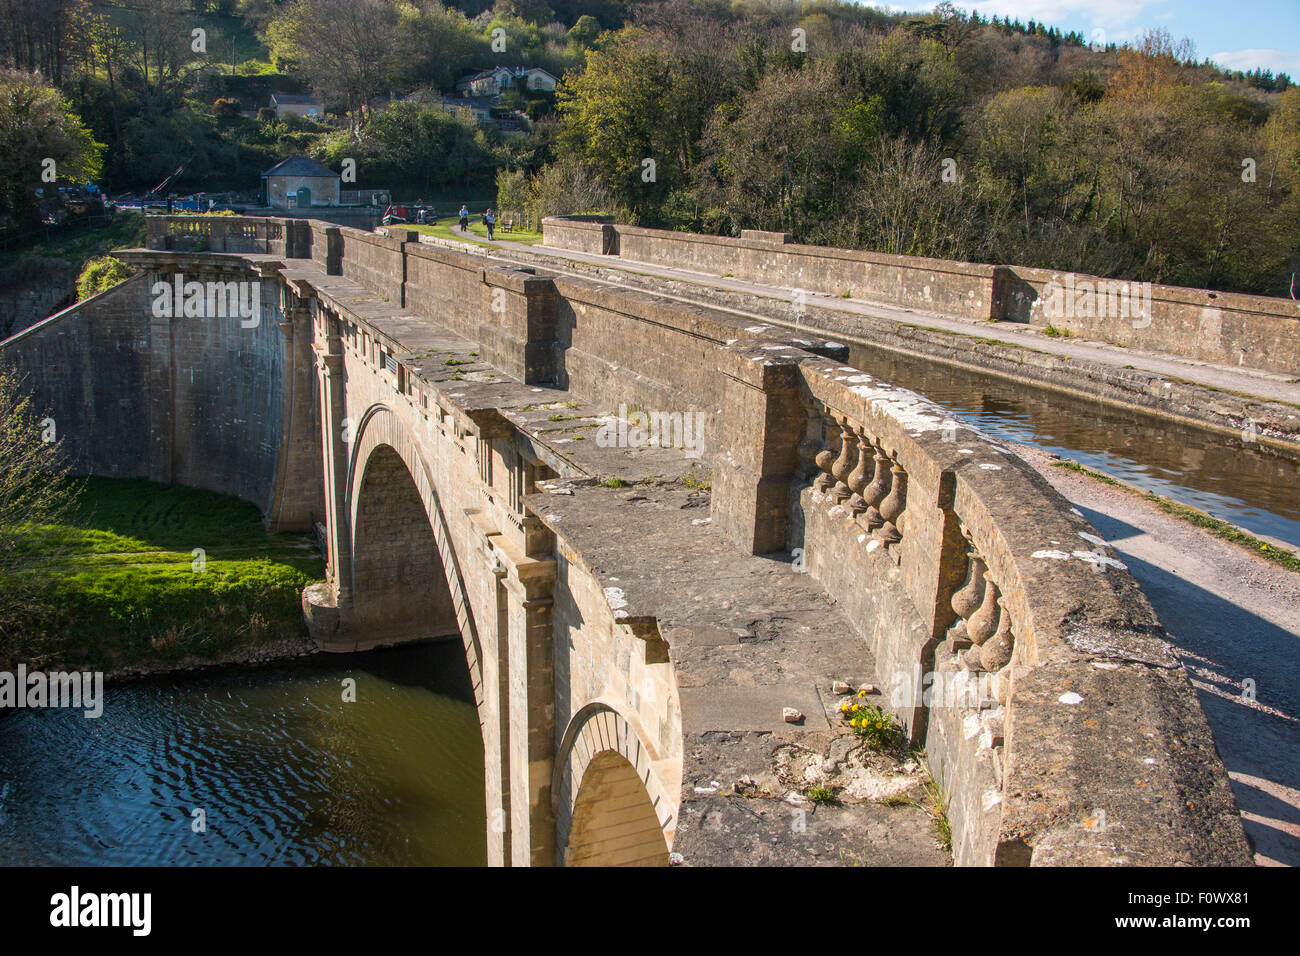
565;751;669;867
351;443;459;647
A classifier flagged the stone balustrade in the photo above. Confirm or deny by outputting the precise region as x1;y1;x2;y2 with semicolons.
710;344;1250;865
145;215;309;258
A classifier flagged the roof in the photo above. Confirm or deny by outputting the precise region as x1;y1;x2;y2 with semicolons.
262;156;339;179
456;66;558;86
270;92;322;105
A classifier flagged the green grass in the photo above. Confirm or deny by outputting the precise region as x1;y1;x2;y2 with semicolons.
1051;460;1300;574
917;778;953;851
806;784;838;805
2;477;324;671
406;216;543;246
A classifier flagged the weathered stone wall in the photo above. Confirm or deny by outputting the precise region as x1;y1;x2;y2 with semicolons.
543;218;1300;376
0;274;153;478
162;267;287;511
337;227;408;305
753;352;1253;866
544;220;999;320
0;260;322;530
998;265;1300;376
0;264;77;339
540;215;615;255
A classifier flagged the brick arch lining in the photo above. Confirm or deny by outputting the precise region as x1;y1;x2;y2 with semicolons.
554;703;674;866
345;403;485;715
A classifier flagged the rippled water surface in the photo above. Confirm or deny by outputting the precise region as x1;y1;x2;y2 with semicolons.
849;346;1300;549
0;641;485;866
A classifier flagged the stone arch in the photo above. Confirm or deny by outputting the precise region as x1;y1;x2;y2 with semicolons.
345;403;484;713
554;703;673;866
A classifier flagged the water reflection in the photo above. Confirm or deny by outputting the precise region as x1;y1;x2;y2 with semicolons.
0;641;486;866
848;346;1300;548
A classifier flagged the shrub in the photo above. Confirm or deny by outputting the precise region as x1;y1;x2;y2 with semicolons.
75;256;132;301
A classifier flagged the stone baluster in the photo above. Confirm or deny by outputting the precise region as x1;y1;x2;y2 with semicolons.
830;417;856;505
877;457;908;544
967;579;1000;646
861;442;891;530
979;597;1015;672
949;549;986;644
846;425;873;517
813;420;838;494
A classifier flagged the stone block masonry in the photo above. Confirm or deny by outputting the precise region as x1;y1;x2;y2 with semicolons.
544;217;1300;377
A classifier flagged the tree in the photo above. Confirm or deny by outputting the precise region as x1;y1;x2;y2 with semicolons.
267;0;400;129
0;366;78;644
556;32;677;219
314;101;498;193
693;63;882;237
393;1;485;93
0;69;102;231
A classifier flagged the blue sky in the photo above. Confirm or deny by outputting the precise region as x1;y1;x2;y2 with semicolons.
866;1;1300;78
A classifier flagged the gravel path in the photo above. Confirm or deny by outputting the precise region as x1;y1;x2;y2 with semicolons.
1017;443;1300;866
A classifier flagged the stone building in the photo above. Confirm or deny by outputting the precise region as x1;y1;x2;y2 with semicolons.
261;157;340;209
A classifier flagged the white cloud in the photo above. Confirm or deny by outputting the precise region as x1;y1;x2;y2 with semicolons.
1210;48;1300;76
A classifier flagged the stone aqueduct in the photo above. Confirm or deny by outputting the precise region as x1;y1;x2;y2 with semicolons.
0;215;1255;866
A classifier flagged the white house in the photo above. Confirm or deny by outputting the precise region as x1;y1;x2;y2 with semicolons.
455;67;558;98
269;92;324;120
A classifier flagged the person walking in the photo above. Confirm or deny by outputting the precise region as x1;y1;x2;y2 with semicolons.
484;208;496;241
458;203;469;233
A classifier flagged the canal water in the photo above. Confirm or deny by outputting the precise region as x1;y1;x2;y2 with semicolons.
849;346;1300;549
0;641;486;866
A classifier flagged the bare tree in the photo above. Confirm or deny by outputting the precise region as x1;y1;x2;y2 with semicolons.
0;367;78;645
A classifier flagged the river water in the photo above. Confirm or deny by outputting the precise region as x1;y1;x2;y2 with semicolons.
0;641;486;866
849;346;1300;549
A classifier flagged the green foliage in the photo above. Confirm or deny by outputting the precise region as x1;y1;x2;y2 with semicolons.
0;69;103;231
314;102;500;195
75;256;133;301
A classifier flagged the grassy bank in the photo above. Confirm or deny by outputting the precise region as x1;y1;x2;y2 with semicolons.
407;216;543;246
1;477;325;672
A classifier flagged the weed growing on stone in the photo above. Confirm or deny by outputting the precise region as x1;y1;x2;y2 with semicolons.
683;469;711;492
839;694;904;751
805;784;838;805
918;777;952;851
598;478;629;488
